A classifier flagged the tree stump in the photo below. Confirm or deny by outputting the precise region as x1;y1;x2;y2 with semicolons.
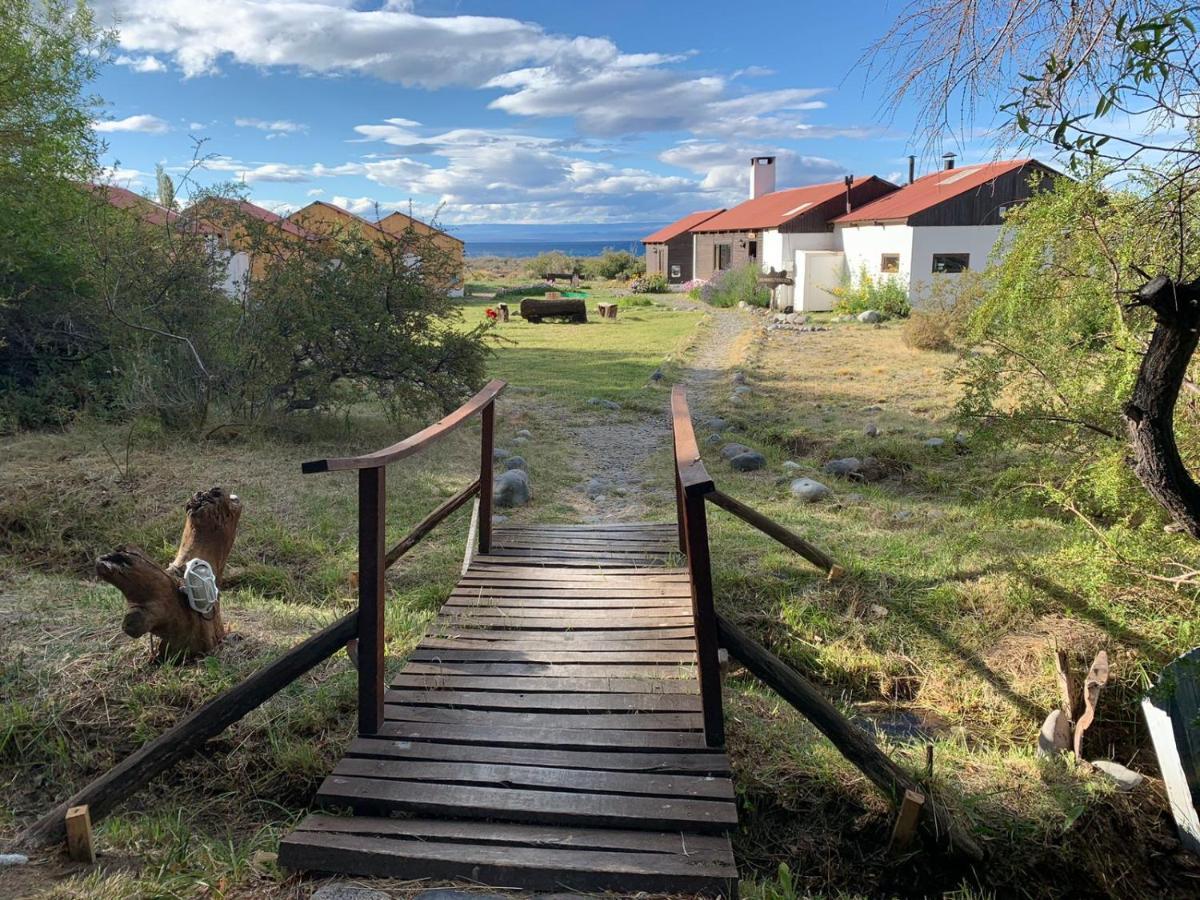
97;486;242;661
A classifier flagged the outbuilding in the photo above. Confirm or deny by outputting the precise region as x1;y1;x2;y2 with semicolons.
642;209;724;284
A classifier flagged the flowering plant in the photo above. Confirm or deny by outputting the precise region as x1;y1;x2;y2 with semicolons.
485;307;498;320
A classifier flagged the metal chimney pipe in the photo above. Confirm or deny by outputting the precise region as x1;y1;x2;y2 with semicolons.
942;152;957;171
844;174;853;214
907;155;916;184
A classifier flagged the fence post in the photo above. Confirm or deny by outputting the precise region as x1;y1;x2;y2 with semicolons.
478;400;495;554
357;466;386;736
674;436;687;555
682;491;725;746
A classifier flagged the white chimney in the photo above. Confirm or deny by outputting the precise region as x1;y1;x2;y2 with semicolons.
750;156;776;200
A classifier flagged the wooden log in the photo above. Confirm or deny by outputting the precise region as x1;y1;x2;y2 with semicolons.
716;613;984;861
705;490;841;577
64;805;95;864
18;611;357;849
97;486;242;660
496;303;510;322
519;298;587;323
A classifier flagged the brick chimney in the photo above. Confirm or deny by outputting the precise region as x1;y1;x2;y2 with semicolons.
750;156;776;200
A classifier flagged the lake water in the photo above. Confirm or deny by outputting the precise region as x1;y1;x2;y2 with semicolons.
464;240;643;258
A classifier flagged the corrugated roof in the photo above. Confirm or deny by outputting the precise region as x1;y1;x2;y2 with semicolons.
88;183;182;228
642;209;725;244
693;178;887;232
230;199;314;239
833;159;1040;224
378;210;465;246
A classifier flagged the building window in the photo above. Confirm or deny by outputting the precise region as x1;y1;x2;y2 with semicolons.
748;240;758;261
932;253;970;273
880;253;900;273
670;264;681;279
715;243;732;271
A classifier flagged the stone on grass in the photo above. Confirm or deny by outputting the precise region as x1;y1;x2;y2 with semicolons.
823;457;862;477
782;460;802;472
513;435;528;445
0;854;29;867
650;369;664;382
704;417;728;432
730;451;767;472
733;385;753;395
732;372;746;384
720;442;753;460
586;478;606;498
892;509;914;522
864;422;878;438
492;447;510;461
493;469;531;507
312;885;390;900
857;309;882;323
491;514;508;525
505;455;526;471
790;478;831;502
924;437;946;448
705;433;723;445
954;431;968;446
1092;760;1145;792
1037;709;1071;757
514;428;533;439
587;397;621;410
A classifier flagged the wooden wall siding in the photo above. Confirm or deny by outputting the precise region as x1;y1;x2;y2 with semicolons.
645;243;668;278
780;179;899;234
646;235;698;283
908;162;1058;227
692;231;760;281
377;212;465;274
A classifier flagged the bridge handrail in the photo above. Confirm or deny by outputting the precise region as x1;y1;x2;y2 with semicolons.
302;379;507;736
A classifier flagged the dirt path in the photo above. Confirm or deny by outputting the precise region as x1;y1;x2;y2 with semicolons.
568;304;755;522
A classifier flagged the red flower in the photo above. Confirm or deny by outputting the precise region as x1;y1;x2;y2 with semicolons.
485;307;498;319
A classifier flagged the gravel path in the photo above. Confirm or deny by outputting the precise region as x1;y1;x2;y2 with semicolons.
566;305;753;522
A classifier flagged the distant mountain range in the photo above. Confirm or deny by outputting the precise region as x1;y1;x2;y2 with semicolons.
442;222;669;243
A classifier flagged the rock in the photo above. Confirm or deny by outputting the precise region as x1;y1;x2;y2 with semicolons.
586;477;606;498
705;432;723;445
729;392;745;405
730;451;767;472
650;369;664;382
493;469;531;507
704;417;728;432
731;372;746;384
954;431;968;446
868;603;889;619
312;885;390;900
823;457;862;477
892;509;914;522
924;437;946;448
864;422;878;438
492;447;510;461
491;514;508;525
733;385;753;395
504;455;526;471
782;460;802;472
1037;709;1071;757
513;435;528;445
857;309;882;323
0;854;29;867
862;405;882;413
514;429;533;439
587;397;621;410
843;492;864;502
1092;760;1145;791
737;300;749;309
790;477;831;502
720;442;753;460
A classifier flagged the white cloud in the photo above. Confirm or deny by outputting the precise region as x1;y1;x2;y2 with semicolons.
235;117;308;135
94;114;170;134
114;54;166;73
331;195;396;217
306;188;325;196
659;141;849;200
97;165;149;186
187;121;206;131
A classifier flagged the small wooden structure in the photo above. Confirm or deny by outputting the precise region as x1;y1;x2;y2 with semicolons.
597;302;618;320
544;272;581;287
519;296;587;323
495;303;510;323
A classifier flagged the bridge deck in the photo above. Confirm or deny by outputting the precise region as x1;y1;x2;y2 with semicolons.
279;522;739;897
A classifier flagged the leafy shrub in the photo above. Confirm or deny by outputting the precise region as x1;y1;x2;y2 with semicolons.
584;249;644;280
698;264;769;308
902;272;984;351
526;251;583;279
832;266;911;318
618;295;654;308
495;283;556;300
629;272;668;293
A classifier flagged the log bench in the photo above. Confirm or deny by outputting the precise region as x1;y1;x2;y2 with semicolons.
520;297;587;323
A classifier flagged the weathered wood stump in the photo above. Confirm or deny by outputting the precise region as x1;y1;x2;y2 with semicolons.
519;297;587;323
97;486;242;660
496;302;510;322
597;302;618;320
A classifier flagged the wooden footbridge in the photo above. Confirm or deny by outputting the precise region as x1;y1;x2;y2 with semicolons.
20;380;982;896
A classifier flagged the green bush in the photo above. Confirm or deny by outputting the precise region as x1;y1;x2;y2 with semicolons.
584;249;644;280
831;266;911;318
698;264;770;308
629;272;668;294
525;251;583;279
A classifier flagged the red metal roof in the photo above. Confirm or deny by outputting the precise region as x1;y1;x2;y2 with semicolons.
88;183;182;228
229;199;314;239
693;178;887;232
642;209;725;244
833;159;1041;224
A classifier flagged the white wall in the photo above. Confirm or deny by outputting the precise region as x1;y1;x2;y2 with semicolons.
219;250;251;299
836;223;913;292
794;251;844;311
760;228;837;272
908;224;1001;304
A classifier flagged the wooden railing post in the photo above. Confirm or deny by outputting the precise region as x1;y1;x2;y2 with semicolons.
682;490;725;746
357;466;386;735
674;435;687;555
478;400;495;555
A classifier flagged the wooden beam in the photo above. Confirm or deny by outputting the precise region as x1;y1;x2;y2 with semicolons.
716;614;984;861
358;467;386;736
65;805;95;864
478;401;495;555
385;479;479;570
19;612;357;849
889;789;925;852
705;490;842;577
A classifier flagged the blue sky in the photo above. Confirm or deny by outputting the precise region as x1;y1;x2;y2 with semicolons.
89;0;998;228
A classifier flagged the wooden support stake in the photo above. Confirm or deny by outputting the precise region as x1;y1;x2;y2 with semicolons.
357;467;386;736
478;401;495;555
706;489;842;576
716;613;984;861
889;789;925;852
20;612;357;849
1055;648;1080;722
65;805;95;864
683;493;726;748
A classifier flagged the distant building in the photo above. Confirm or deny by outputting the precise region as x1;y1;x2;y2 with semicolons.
642;209;724;284
377;210;466;297
187;197;319;296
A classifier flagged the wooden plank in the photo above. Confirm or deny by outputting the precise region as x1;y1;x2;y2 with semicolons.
302;379;506;473
65;805;95;864
463;567;688;581
376;720;709;750
332;758;734;799
291;813;733;856
472;557;672;569
671;385;714;495
403;662;696;678
493;522;672;533
428;627;698;641
706;488;840;576
316;775;737;832
390;674;700;694
682;491;724;747
407;648;695;664
417;637;697;652
384;689;702;711
435;615;694;630
383;706;703;731
451;584;693;597
278;830;737;895
492;538;679;551
384;479;478;571
889;789;925;852
445;597;693;610
437;606;693;620
346;738;731;774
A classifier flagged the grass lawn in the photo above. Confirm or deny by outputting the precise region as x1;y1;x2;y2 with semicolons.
1;295;1197;898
